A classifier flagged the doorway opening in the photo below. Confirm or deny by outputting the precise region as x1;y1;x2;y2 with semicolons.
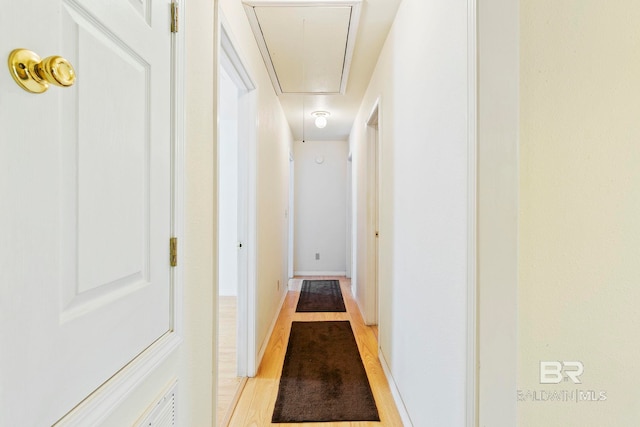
217;24;257;426
365;102;380;332
287;152;295;280
346;151;353;279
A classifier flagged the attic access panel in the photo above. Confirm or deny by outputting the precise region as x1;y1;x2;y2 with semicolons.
243;1;362;95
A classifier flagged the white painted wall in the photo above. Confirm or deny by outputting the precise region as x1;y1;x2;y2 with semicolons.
178;0;217;423
293;140;348;275
518;1;640;425
349;0;469;424
218;67;239;297
220;0;292;367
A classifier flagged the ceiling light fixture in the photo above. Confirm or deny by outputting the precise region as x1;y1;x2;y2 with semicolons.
312;111;330;129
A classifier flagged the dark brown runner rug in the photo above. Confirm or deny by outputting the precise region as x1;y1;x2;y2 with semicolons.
295;279;346;312
272;321;380;423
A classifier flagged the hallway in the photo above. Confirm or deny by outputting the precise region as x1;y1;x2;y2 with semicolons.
227;277;403;426
4;0;639;425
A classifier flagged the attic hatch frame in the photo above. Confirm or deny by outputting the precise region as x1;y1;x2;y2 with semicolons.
242;0;362;96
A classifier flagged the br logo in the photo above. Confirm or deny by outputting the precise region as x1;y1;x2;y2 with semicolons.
539;361;584;384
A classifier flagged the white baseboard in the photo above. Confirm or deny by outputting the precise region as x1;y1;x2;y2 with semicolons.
379;348;413;427
293;271;346;277
255;289;288;370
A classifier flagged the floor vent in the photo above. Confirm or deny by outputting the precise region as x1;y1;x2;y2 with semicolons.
137;381;177;427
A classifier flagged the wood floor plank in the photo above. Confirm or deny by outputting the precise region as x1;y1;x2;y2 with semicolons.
227;277;403;427
218;296;245;426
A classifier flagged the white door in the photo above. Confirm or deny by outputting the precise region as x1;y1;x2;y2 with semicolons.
0;0;173;425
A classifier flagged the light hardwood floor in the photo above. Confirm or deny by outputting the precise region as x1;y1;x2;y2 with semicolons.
218;296;246;427
227;277;403;427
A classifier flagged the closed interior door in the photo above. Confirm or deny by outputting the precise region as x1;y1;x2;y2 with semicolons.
0;1;173;425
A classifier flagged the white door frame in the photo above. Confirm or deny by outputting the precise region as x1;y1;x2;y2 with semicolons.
288;152;295;279
218;19;259;377
345;153;352;279
466;0;477;425
476;0;518;425
365;101;380;327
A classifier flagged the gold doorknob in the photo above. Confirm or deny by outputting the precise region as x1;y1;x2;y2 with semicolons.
8;48;76;94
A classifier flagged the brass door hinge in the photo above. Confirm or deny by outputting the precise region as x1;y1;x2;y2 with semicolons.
170;237;178;267
171;2;179;33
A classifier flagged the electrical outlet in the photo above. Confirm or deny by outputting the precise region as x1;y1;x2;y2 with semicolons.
315;253;320;260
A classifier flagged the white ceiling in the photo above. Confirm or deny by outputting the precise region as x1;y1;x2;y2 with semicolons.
243;0;402;142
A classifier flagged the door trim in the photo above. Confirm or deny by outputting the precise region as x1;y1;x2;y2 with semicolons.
466;0;478;425
364;98;380;327
219;16;259;378
476;0;518;425
288;153;295;279
53;1;186;425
